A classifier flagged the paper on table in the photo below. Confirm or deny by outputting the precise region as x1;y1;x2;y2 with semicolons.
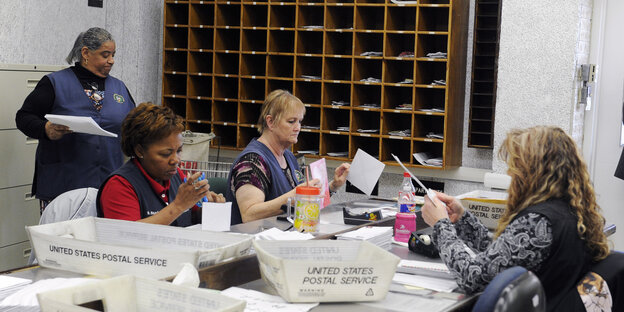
221;287;318;312
0;278;95;307
309;158;330;209
360;290;457;312
254;227;314;240
202;202;232;232
392;273;458;293
45;114;117;137
347;149;385;196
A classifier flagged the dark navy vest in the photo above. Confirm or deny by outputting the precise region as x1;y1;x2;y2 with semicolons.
35;68;134;200
514;199;592;311
226;138;301;225
96;160;191;227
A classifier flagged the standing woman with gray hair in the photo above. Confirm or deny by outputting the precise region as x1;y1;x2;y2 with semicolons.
16;27;135;212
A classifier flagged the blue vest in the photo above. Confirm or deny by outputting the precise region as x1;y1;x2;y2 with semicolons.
226;138;302;225
96;160;191;227
514;199;592;311
35;68;134;200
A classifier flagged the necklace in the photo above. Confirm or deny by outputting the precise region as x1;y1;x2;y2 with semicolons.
84;82;104;111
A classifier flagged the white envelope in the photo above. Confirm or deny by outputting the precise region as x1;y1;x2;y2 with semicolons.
202;202;232;232
346;149;385;196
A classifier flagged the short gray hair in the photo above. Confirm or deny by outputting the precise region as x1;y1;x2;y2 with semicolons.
65;27;114;64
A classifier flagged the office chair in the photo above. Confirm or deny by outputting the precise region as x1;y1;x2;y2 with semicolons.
28;187;98;264
472;266;546;312
207;177;228;195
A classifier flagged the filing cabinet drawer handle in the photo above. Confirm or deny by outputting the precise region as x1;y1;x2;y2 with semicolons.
25;192;36;201
27;79;40;88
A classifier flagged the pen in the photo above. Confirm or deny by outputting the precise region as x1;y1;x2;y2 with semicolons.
185;174;208;205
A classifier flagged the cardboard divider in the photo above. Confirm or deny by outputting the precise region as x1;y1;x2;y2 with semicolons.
37;275;246;312
253;240;400;302
26;217;253;279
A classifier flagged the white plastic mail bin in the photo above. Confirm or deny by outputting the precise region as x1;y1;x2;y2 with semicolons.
26;217;253;279
253;240;400;303
456;190;508;230
37;275;246;312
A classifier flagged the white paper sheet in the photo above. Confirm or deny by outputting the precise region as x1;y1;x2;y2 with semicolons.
202;202;232;232
392;273;458;293
360;290;457;312
347;149;385;196
0;276;31;302
0;278;95;307
45;114;117;137
309;158;330;208
221;287;318;312
254;227;314;240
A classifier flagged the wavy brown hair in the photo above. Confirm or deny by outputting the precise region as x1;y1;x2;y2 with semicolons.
496;126;609;261
120;102;185;157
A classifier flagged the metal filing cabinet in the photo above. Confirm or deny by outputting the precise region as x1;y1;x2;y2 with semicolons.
0;64;65;271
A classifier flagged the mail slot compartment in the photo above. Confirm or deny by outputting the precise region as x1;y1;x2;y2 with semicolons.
0;129;37;188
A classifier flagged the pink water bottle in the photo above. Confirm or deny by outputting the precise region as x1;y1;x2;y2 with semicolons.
394;212;416;243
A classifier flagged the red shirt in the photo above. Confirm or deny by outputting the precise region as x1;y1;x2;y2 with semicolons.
99;158;187;221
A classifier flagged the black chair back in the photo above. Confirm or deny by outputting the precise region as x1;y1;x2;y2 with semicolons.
472;266;546;312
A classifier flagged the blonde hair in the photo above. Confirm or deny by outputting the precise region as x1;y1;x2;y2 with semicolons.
496;126;609;261
257;90;304;134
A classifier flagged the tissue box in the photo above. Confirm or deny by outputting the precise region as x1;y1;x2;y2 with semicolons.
26;217;253;279
253;240;400;302
37;275;245;312
456;190;507;230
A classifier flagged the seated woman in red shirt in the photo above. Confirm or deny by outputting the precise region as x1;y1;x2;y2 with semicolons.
97;102;224;226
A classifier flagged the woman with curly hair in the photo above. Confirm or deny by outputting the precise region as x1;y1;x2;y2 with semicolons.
421;126;609;311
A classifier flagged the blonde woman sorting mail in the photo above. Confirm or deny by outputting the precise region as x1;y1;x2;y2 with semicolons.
225;90;350;224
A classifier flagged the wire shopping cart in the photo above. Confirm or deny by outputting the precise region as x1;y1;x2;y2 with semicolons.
179;160;232;179
179;130;231;179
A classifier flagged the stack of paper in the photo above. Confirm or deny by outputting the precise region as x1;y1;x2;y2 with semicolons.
425;132;444;139
222;287;318;312
396;259;454;280
0;276;31;302
296;150;319;155
417;108;445;113
255;227;314;240
414;152;443;167
393;273;458;293
336;226;393;250
45;114;117;137
0;278;94;311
